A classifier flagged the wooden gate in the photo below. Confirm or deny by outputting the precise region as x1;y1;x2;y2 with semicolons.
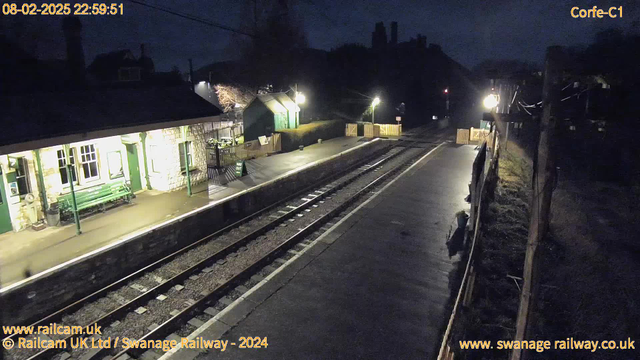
456;129;470;144
345;123;357;137
378;124;402;136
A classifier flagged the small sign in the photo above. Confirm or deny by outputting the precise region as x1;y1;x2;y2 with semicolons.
8;182;19;196
258;135;269;146
395;116;402;122
235;160;247;177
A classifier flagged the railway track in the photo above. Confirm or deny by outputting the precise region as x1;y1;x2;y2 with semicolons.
2;126;450;360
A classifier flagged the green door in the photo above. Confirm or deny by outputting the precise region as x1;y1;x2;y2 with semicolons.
125;144;142;193
0;169;13;234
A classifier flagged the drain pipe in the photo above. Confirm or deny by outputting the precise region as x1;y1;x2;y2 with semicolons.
139;132;152;190
34;149;48;212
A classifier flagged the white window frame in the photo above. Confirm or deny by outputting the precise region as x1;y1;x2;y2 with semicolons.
80;144;100;181
14;157;31;197
57;148;78;187
107;151;124;180
179;141;193;173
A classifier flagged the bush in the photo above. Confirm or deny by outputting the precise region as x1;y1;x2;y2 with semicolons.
277;120;346;152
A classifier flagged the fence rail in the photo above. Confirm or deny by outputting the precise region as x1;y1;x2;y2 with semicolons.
438;129;501;360
207;134;281;175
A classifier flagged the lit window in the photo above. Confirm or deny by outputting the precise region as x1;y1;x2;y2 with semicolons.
179;142;193;172
107;151;124;180
57;149;78;186
15;157;31;195
80;144;99;180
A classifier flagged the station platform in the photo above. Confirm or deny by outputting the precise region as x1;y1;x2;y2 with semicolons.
0;136;372;287
170;143;477;360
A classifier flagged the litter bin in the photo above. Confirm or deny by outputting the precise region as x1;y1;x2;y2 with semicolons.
46;203;60;226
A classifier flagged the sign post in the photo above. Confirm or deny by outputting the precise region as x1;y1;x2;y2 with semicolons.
235;160;247;177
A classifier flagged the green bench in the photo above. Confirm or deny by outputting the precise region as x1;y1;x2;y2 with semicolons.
57;179;133;218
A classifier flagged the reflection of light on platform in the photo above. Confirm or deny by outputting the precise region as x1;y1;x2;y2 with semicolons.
207;184;227;197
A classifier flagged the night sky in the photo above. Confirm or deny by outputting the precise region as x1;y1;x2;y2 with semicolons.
3;0;639;72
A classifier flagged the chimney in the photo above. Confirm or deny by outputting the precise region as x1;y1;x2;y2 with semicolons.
372;22;387;51
390;22;398;46
62;16;85;86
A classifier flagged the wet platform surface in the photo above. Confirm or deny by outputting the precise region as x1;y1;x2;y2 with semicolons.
181;143;477;360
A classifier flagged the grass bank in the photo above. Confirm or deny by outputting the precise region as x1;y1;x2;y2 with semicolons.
530;171;640;359
452;142;532;360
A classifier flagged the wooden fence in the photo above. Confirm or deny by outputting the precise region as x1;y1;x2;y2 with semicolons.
456;127;496;146
364;124;380;138
345;123;358;137
438;128;501;360
456;129;470;144
207;133;281;171
378;124;402;136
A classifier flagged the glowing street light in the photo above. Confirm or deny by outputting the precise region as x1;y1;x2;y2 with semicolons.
371;97;381;125
294;91;306;128
444;88;450;116
483;94;499;109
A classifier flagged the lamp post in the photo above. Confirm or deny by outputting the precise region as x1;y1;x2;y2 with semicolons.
371;97;381;125
444;88;450;116
295;91;305;128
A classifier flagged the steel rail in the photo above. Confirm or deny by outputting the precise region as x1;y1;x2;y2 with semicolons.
3;138;397;342
113;132;437;359
23;139;419;360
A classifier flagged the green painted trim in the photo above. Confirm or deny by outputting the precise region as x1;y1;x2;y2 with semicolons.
139;132;152;190
184;141;192;196
34;149;48;211
64;144;81;235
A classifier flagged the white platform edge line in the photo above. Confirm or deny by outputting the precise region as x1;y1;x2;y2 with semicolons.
158;141;446;359
1;138;382;294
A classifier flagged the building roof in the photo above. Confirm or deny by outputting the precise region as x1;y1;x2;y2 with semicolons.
0;86;222;150
251;92;299;114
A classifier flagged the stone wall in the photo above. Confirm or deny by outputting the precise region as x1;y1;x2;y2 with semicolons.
1;139;391;326
1;124;206;233
146;124;207;192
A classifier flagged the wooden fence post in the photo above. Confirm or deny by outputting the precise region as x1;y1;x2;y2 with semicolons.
511;46;562;360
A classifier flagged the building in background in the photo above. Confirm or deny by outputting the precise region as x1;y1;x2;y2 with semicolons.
242;93;300;141
0;87;221;234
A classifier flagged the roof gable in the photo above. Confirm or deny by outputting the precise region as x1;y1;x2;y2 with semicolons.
255;93;299;114
0;87;221;149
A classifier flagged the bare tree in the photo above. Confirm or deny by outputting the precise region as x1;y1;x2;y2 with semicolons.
232;0;307;91
214;84;255;112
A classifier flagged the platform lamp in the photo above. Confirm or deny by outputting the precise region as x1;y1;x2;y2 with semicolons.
295;91;306;128
371;97;381;125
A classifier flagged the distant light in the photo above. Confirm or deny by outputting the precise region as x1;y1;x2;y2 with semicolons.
372;97;381;107
483;94;499;109
198;81;206;85
432;115;438;120
295;92;306;104
234;103;241;108
444;88;448;94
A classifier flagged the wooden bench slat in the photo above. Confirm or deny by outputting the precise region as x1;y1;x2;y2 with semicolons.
57;179;132;216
